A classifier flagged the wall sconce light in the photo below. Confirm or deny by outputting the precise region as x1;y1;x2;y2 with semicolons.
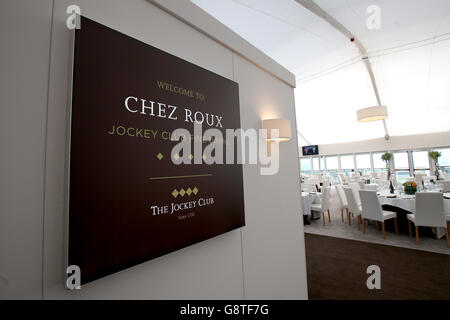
261;119;292;142
357;105;388;122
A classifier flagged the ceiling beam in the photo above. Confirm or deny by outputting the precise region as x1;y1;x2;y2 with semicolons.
295;0;390;140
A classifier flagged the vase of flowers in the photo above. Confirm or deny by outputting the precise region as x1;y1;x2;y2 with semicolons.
403;181;417;195
428;151;442;180
381;152;393;180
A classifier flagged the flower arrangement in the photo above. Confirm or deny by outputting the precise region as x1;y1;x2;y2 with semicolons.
403;181;417;195
381;152;393;180
381;152;393;162
428;151;442;180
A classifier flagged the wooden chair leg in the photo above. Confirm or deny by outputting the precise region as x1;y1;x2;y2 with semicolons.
408;220;412;238
328;210;331;223
341;209;344;222
357;215;361;230
415;226;419;245
435;228;439;240
322;212;325;226
375;221;379;231
382;222;386;239
348;211;351;226
362;219;366;234
394;218;399;235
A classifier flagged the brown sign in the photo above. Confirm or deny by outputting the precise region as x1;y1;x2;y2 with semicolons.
68;16;245;284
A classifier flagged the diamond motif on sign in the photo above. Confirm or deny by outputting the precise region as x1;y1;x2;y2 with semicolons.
173;154;179;160
192;187;199;195
179;188;186;196
157;153;163;160
189;154;193;160
186;188;192;195
171;189;179;198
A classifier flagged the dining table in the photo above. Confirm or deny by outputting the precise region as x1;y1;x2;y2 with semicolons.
377;191;450;238
301;192;311;216
301;191;323;224
301;192;321;214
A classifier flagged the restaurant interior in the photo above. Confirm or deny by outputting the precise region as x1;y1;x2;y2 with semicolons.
194;0;450;298
194;0;450;252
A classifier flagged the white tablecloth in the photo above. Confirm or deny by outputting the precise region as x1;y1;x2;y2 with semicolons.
379;194;450;214
301;192;320;216
379;193;450;238
301;192;311;216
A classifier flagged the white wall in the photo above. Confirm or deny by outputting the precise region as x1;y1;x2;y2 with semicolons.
0;0;53;299
233;54;307;299
314;131;450;156
1;0;307;299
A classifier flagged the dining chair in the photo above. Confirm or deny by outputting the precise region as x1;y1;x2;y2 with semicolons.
321;179;331;191
407;192;448;245
343;187;361;229
338;173;347;185
311;187;331;226
441;180;450;193
414;172;426;186
301;183;315;193
349;182;361;206
359;190;398;239
356;180;364;189
423;175;436;184
335;184;349;223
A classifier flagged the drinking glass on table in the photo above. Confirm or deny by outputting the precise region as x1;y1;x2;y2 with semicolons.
428;182;439;192
395;183;403;195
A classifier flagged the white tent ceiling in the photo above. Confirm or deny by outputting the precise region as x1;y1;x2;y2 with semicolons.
190;0;450;145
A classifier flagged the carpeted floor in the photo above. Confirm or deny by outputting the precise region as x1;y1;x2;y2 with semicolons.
304;187;450;255
305;233;450;299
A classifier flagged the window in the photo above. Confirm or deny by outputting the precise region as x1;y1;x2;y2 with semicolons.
340;154;354;176
325;156;339;184
412;150;430;175
300;157;312;175
434;148;450;178
437;148;450;166
393;151;410;183
372;152;387;173
326;156;338;170
312;156;322;174
356;153;371;174
301;147;450;182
